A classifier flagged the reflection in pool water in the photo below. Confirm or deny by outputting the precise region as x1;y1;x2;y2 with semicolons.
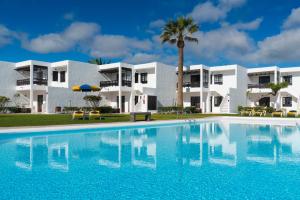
1;122;300;199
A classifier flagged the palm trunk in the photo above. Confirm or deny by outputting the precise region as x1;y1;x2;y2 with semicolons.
177;47;184;107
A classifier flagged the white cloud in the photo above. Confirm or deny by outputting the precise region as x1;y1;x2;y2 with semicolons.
219;0;246;10
188;0;246;23
0;24;18;47
124;53;159;64
149;19;165;29
231;17;263;30
186;26;254;62
88;35;152;58
189;2;226;23
22;22;100;53
282;7;300;29
63;12;75;21
245;28;300;63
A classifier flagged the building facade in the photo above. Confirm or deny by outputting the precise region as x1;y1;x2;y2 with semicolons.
180;65;300;113
1;59;300;114
0;60;177;114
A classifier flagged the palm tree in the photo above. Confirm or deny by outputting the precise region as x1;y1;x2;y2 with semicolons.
160;16;199;107
88;58;111;65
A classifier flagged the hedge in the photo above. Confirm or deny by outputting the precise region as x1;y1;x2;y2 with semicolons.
63;106;119;113
238;106;275;113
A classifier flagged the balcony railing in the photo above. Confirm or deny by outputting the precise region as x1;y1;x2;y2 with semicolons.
16;78;48;86
100;80;132;87
182;82;201;88
248;83;270;89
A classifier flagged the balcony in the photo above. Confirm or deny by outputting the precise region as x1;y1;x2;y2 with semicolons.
16;78;48;86
248;83;270;89
100;80;132;87
182;82;201;88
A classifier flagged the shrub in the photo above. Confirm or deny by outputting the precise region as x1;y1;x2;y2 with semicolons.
83;95;102;109
63;106;117;113
0;96;10;113
4;107;31;113
238;106;275;114
183;106;198;113
158;106;184;113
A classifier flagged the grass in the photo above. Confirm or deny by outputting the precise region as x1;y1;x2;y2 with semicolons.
0;113;238;127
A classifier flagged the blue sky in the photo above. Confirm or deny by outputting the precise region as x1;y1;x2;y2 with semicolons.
1;0;300;67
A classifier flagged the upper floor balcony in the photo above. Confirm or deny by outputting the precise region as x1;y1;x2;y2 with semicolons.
16;78;48;86
100;80;132;87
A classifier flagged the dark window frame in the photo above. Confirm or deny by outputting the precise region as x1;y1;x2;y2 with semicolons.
214;96;223;107
52;71;58;82
282;75;292;85
259;76;271;84
135;73;139;83
141;73;148;84
60;71;66;82
191;96;200;108
214;74;223;85
282;97;292;107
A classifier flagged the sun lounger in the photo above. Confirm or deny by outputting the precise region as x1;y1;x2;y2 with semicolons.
89;110;101;120
72;111;84;120
253;109;267;117
287;110;298;117
240;109;254;116
272;110;283;117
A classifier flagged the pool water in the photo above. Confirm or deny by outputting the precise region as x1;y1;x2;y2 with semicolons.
1;122;300;199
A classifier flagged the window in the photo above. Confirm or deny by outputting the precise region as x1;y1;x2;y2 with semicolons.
214;74;223;85
190;74;200;87
147;96;157;110
52;71;58;82
141;73;148;84
60;71;66;82
214;96;223;107
282;97;292;107
135;73;139;83
203;69;209;88
282;75;292;85
135;96;139;105
259;76;270;84
191;96;200;108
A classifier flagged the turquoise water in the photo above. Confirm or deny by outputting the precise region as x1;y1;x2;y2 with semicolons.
1;122;300;199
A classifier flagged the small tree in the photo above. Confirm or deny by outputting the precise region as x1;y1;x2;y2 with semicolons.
268;82;288;96
268;82;288;110
12;93;21;107
88;58;111;65
83;95;102;110
0;96;10;113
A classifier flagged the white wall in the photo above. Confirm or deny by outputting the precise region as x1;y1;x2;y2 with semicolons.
0;61;17;106
155;62;177;107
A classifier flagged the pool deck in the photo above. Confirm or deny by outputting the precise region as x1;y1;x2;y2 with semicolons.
0;116;300;134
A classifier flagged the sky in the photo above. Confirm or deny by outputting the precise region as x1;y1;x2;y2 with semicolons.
1;0;300;67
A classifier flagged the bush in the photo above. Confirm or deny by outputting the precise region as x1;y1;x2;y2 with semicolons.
183;106;199;113
63;106;118;113
238;106;275;114
0;96;10;113
4;107;31;113
158;106;184;113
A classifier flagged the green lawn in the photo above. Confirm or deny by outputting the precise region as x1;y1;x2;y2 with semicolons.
0;113;238;127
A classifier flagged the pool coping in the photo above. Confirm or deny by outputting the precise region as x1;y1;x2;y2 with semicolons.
0;116;300;134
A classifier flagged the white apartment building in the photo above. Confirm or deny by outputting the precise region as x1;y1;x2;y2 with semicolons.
180;65;300;113
98;62;176;113
180;64;248;113
0;60;176;114
1;59;300;114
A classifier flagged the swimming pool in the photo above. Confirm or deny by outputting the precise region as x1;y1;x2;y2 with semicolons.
1;121;300;199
